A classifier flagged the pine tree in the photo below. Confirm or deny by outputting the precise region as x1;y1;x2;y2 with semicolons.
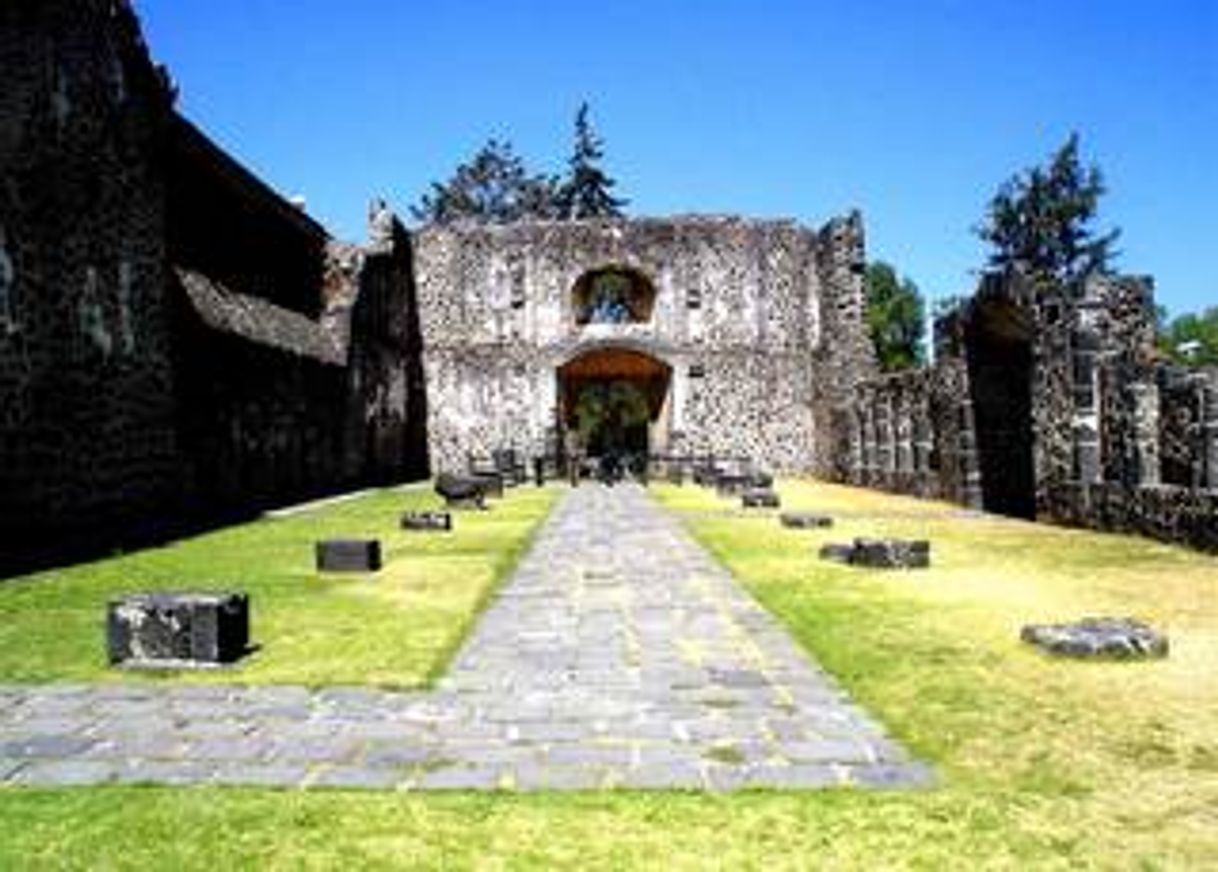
976;133;1120;286
410;139;560;225
556;103;627;220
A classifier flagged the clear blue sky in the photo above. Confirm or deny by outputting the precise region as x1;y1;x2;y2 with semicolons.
135;0;1215;317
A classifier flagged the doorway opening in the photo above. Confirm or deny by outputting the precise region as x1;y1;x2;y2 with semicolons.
965;300;1036;519
558;347;671;464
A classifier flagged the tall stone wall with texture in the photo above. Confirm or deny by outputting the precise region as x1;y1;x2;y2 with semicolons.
0;0;181;567
414;215;872;473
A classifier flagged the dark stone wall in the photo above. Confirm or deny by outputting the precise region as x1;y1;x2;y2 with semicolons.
840;267;1217;553
170;271;351;517
168;116;328;319
0;2;428;575
342;218;429;485
0;0;182;568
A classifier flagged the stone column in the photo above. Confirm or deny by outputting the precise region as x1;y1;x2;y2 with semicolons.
958;401;983;509
1130;381;1160;487
896;394;913;474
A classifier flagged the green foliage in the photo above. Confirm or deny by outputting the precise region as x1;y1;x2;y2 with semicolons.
976;133;1120;285
554;102;627;219
865;261;925;371
411;103;627;226
1158;305;1218;365
409;139;562;225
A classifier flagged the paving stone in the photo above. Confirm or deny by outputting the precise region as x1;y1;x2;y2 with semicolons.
13;759;118;786
0;758;27;781
412;764;504;790
112;760;218;786
211;762;309;787
309;766;402;790
2;734;96;759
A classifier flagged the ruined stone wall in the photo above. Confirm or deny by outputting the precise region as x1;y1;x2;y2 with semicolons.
837;356;978;505
839;267;1216;552
342;216;429;484
0;0;181;568
414;215;870;473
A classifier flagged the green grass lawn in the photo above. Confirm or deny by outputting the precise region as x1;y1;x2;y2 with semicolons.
2;479;1217;869
0;482;558;687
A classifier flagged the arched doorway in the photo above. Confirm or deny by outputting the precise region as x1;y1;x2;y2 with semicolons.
558;347;671;461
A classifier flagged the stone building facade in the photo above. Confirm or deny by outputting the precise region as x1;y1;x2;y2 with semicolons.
0;1;425;572
414;214;875;474
839;270;1218;551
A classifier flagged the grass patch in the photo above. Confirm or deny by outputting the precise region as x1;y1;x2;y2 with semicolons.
2;479;1217;868
0;483;558;687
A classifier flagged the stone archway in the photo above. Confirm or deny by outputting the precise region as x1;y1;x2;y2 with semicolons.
558;347;672;461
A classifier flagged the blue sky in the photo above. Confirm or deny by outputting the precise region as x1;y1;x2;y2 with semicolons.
135;0;1215;317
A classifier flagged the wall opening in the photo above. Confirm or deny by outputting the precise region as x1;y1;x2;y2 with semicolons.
571;266;656;325
558;347;671;460
965;300;1036;519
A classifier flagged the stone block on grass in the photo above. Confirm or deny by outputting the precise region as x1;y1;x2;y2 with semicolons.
818;538;930;569
1020;617;1168;659
400;511;452;532
780;512;833;529
741;488;780;509
315;539;382;572
107;591;250;667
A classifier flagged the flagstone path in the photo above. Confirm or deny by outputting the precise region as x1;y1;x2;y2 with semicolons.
0;484;930;791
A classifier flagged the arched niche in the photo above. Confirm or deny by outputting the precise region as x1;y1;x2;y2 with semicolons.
571;266;657;326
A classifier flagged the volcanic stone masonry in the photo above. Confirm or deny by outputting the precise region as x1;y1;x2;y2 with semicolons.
412;214;875;475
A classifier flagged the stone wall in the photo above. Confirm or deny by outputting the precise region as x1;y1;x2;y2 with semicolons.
0;0;181;566
840;267;1218;553
414;215;873;473
0;2;426;573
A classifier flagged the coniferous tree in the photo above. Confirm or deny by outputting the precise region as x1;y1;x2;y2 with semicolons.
555;102;627;220
976;133;1120;286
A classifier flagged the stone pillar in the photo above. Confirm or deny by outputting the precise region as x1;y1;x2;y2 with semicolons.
959;401;983;509
1203;380;1218;491
896;394;913;474
876;396;893;479
1130;381;1160;487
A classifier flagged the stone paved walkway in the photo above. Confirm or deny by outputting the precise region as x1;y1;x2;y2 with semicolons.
0;484;930;791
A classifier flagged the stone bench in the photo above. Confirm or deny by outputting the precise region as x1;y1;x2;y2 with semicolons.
1021;617;1168;659
819;538;930;568
315;539;382;572
779;512;834;529
107;591;250;667
741;488;780;508
400;511;452;531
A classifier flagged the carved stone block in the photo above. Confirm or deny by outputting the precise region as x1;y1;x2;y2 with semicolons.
107;591;249;667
